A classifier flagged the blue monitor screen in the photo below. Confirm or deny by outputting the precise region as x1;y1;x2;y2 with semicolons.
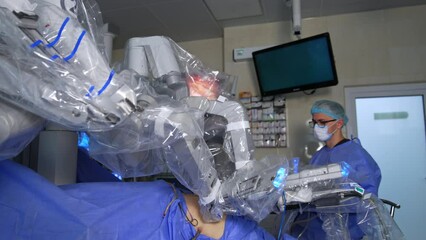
252;32;338;96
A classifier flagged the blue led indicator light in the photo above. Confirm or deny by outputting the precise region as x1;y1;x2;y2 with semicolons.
341;162;351;177
292;157;300;174
78;132;90;150
273;167;286;188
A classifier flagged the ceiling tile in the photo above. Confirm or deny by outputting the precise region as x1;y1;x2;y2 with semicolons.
204;0;263;20
103;7;168;48
98;0;171;13
95;0;426;49
321;0;382;15
148;0;222;40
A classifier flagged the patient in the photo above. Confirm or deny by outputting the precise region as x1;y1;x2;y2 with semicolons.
0;159;274;239
183;194;226;238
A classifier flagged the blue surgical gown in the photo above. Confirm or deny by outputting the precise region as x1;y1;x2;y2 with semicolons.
289;139;382;240
310;139;381;195
0;160;274;240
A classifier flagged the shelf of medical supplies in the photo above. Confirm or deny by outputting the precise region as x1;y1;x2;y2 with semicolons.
252;133;287;148
242;94;287;148
250;119;286;122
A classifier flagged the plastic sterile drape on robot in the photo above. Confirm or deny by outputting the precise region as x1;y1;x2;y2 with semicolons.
0;2;136;130
209;155;289;222
282;162;404;239
284;194;405;240
123;35;237;101
0;99;45;161
183;95;256;176
0;0;289;224
0;0;212;193
284;162;360;204
0;3;221;210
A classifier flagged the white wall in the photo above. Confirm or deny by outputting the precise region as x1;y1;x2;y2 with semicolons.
224;5;426;163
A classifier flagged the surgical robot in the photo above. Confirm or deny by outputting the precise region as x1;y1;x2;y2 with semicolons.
0;0;287;222
0;3;407;237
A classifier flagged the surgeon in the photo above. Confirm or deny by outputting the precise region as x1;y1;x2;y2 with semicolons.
309;99;381;195
289;99;382;239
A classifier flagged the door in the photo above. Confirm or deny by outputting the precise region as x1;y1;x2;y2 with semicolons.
345;83;426;240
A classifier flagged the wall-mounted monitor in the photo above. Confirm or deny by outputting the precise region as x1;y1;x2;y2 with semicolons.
252;32;338;97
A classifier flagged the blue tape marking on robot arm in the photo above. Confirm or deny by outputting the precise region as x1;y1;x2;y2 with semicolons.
46;17;70;48
97;70;115;96
50;30;86;61
30;17;70;49
85;85;95;97
63;30;86;61
50;54;60;60
30;40;44;48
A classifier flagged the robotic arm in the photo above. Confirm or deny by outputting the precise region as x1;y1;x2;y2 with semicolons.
0;0;288;223
0;98;45;161
0;0;137;130
123;36;288;220
126;36;188;100
0;0;218;205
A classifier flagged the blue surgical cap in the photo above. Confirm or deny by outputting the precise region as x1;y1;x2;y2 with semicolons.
311;100;349;125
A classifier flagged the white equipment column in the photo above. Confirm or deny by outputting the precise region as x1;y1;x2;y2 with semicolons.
37;123;78;185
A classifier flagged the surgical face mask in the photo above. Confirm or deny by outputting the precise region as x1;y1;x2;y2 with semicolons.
313;121;338;142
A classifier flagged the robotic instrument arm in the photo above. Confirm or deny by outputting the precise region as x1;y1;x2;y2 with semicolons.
125;36;189;100
0;0;137;129
0;98;46;161
124;36;284;221
0;0;288;222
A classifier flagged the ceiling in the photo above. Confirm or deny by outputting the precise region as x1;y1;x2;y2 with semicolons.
97;0;426;49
